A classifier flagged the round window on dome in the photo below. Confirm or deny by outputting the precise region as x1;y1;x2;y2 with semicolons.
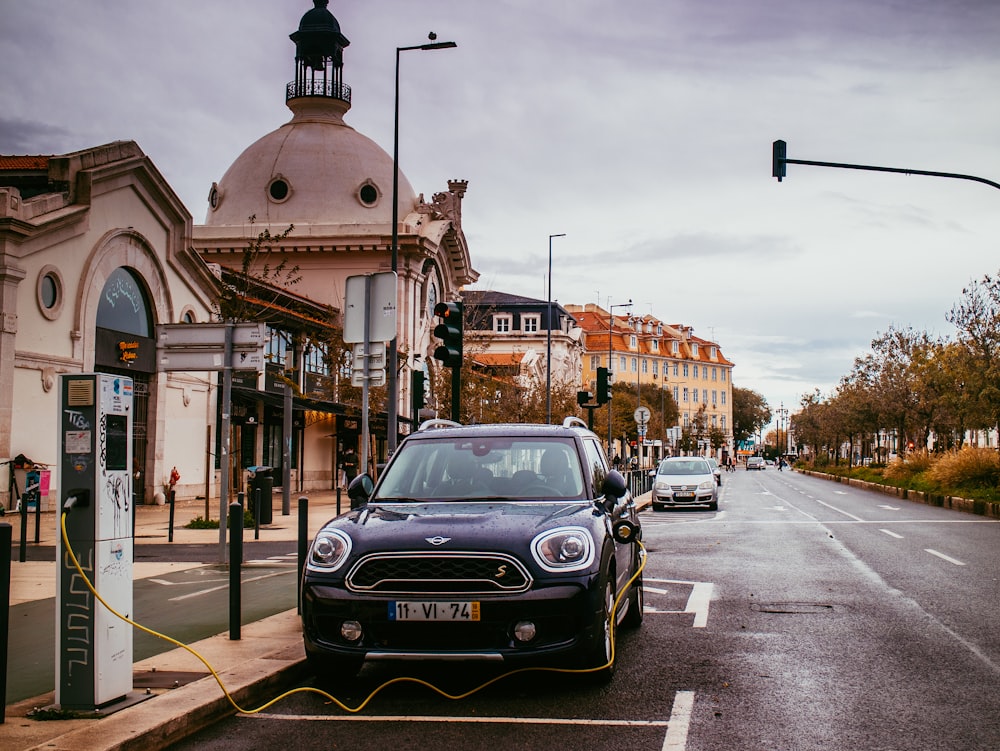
268;178;291;203
208;183;222;210
358;182;380;207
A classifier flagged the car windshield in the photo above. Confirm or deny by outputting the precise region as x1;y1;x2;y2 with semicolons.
658;459;710;476
374;437;586;501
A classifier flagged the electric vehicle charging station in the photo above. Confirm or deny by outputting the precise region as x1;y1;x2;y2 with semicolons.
56;373;134;710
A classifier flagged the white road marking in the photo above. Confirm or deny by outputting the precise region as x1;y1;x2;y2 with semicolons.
244;713;670;727
662;690;695;750
880;529;904;539
878;505;901;511
813;499;865;522
645;578;713;628
168;570;292;601
925;549;966;566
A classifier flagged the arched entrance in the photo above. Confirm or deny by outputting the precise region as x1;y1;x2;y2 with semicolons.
93;267;156;505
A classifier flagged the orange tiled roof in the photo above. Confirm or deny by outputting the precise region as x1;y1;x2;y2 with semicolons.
0;155;50;170
472;352;526;366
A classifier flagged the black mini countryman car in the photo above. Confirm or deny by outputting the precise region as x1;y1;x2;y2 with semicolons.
301;417;644;682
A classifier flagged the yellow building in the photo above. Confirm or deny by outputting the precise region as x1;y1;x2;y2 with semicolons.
566;304;734;455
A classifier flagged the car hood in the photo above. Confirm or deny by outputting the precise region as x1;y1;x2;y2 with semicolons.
655;473;714;484
327;500;598;550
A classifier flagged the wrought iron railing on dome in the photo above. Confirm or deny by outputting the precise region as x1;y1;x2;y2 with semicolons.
286;80;351;103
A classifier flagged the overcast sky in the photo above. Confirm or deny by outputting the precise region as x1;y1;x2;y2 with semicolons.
3;0;1000;429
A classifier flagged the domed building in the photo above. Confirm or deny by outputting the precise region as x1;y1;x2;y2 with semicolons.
194;0;476;487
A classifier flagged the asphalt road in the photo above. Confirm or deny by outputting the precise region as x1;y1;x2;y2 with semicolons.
166;468;1000;750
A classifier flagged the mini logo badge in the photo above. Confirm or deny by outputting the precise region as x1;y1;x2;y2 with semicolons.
425;536;451;546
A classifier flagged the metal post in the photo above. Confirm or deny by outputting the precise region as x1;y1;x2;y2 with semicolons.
219;323;233;563
1;523;10;723
546;233;565;424
229;498;243;640
390;38;458;454
254;487;261;540
168;489;175;543
297;495;308;615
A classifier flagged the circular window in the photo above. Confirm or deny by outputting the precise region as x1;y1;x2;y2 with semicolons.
36;266;64;320
268;178;290;202
208;182;222;210
358;182;379;206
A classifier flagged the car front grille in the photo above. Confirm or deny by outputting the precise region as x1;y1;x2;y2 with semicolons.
346;552;532;594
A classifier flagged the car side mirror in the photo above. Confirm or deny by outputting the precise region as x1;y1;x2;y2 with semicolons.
602;470;627;505
347;473;374;509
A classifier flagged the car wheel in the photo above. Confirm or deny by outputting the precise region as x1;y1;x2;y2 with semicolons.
621;564;644;629
581;573;617;682
708;499;718;511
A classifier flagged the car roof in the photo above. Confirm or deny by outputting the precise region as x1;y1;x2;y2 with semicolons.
407;420;598;443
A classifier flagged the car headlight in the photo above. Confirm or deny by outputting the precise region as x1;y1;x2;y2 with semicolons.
698;480;715;491
654;479;670;490
307;527;352;572
531;527;595;572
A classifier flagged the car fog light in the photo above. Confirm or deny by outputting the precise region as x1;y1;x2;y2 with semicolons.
341;620;363;642
513;620;537;643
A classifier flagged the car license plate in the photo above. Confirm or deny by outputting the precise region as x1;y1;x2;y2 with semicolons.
389;601;480;622
675;492;695;499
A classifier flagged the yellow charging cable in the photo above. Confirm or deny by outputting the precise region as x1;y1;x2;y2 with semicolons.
60;509;646;714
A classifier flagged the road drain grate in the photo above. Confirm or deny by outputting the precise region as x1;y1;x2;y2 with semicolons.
750;602;836;614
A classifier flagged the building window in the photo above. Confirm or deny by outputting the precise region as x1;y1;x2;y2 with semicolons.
523;315;539;333
494;315;511;333
37;265;64;321
641;359;648;374
693;365;699;379
631;357;637;372
683;364;689;377
266;327;292;367
620;356;627;371
673;386;679;401
712;390;718;404
712;415;718;427
721;416;726;429
657;324;662;336
590;355;599;369
630;335;637;348
721;391;727;405
267;176;291;203
652;361;658;376
710;346;717;359
96;267;152;336
651;340;659;352
722;369;727;382
304;343;330;376
673;363;679;377
671;340;679;354
692;343;699;357
682;387;689;402
703;389;708;403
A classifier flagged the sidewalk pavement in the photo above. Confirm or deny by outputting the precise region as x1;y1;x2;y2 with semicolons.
3;488;651;751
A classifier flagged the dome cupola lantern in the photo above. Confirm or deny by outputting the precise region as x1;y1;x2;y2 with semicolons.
287;0;351;104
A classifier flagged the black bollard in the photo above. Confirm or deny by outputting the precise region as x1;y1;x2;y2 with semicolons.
254;487;261;541
297;496;308;614
336;487;341;516
229;500;242;640
1;523;10;723
168;489;176;543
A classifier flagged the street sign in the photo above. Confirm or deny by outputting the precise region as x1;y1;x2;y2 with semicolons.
343;272;397;344
156;322;265;348
350;342;386;386
157;348;265;372
633;406;651;424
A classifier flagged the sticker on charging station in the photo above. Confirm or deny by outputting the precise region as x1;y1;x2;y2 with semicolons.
65;430;92;454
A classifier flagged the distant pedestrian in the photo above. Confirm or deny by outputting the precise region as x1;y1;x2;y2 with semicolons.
341;447;358;485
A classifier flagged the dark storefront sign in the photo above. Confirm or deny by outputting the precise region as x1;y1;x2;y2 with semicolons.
95;327;156;373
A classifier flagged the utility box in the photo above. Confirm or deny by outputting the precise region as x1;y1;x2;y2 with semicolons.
56;373;134;710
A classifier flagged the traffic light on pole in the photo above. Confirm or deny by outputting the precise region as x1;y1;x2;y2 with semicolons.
433;301;463;368
772;139;787;181
596;367;612;405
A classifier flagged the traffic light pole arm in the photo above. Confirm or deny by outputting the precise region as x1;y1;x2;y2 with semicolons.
785;157;1000;191
773;140;1000;191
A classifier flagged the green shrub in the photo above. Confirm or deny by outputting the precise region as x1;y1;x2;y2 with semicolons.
185;508;256;530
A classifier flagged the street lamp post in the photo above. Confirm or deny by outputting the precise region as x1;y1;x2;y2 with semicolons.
546;233;565;424
776;402;788;458
388;35;457;456
607;299;633;455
